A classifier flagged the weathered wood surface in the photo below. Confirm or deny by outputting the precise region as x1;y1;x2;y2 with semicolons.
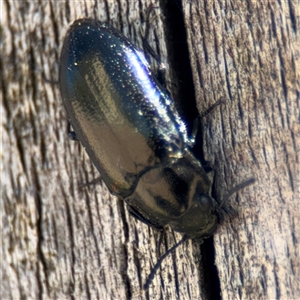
181;1;299;299
1;0;299;299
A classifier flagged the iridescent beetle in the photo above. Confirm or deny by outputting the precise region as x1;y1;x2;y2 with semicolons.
59;18;254;289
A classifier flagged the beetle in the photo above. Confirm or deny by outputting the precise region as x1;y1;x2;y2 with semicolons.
59;18;254;289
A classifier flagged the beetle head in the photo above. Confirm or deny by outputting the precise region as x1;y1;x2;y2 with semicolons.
170;190;219;239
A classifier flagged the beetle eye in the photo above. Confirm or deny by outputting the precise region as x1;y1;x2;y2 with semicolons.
192;194;214;213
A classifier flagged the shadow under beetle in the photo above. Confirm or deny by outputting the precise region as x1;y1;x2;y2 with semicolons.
59;18;254;289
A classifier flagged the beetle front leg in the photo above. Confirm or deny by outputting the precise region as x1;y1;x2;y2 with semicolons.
190;98;226;147
200;98;225;118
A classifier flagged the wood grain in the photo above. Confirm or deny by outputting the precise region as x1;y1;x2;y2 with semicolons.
1;0;299;299
182;0;299;299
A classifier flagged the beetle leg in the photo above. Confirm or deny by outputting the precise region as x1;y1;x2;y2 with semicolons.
78;177;102;188
141;5;166;87
143;235;188;290
189;98;225;147
156;228;166;256
189;117;201;147
200;97;226;118
42;72;59;85
67;121;78;141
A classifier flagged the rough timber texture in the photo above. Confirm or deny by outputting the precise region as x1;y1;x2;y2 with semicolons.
1;0;299;299
182;0;299;299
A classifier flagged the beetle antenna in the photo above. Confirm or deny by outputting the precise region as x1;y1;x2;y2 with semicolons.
143;235;188;290
220;178;256;208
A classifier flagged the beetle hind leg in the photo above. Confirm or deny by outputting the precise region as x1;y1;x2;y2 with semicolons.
67;121;78;141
